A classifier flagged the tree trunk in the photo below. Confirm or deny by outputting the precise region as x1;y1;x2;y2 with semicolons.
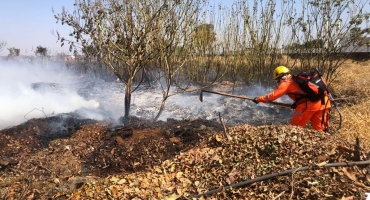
154;92;169;121
124;79;132;117
154;98;167;121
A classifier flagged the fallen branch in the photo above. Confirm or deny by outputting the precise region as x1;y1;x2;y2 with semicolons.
184;160;370;199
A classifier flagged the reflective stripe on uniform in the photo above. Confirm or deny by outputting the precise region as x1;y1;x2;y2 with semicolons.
308;82;319;88
265;95;271;102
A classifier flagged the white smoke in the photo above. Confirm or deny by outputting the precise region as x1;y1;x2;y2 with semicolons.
0;60;293;130
0;61;101;129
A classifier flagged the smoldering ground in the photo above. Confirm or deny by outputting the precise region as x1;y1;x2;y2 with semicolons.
0;60;293;130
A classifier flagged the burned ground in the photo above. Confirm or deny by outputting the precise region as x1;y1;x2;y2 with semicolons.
1;114;370;200
0;114;223;199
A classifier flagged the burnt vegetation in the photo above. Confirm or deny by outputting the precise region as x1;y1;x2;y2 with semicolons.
1;0;370;199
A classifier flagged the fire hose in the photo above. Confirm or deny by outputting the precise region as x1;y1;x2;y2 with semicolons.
184;160;370;199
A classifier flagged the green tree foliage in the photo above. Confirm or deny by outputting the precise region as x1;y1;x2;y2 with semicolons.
285;39;324;49
304;39;324;49
350;27;370;46
7;47;20;56
357;36;370;46
192;23;216;55
35;46;48;57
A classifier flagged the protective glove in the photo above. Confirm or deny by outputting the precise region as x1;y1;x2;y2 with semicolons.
290;103;297;109
252;97;259;104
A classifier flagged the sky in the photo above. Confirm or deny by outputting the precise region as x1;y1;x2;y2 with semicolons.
1;0;368;56
0;0;230;56
0;0;77;56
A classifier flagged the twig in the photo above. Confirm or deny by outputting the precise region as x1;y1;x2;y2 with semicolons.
218;113;231;141
354;137;360;161
18;178;30;200
272;191;285;200
332;96;357;101
289;167;302;200
37;162;53;174
24;107;55;120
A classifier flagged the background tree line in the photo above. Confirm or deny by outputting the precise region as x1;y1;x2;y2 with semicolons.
7;0;368;121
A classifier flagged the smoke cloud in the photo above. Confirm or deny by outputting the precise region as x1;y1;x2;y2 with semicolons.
0;61;100;129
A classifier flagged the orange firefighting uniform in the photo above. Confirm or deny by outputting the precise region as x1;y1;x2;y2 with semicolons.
257;74;331;131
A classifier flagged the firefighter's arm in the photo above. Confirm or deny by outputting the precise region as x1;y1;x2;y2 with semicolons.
257;81;290;103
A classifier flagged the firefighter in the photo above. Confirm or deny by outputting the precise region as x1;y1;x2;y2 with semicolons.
252;66;331;131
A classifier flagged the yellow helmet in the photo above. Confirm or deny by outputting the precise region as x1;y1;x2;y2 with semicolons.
273;66;290;80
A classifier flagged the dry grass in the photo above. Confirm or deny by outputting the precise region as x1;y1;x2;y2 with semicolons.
332;59;370;149
279;56;370;149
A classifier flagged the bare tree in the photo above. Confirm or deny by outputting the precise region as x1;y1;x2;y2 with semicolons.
55;0;208;118
211;0;287;86
150;0;202;120
52;0;369;121
208;0;369;85
150;1;226;121
0;41;6;53
54;0;223;121
283;0;370;83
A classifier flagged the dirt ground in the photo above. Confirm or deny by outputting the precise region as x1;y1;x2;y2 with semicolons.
0;113;370;199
